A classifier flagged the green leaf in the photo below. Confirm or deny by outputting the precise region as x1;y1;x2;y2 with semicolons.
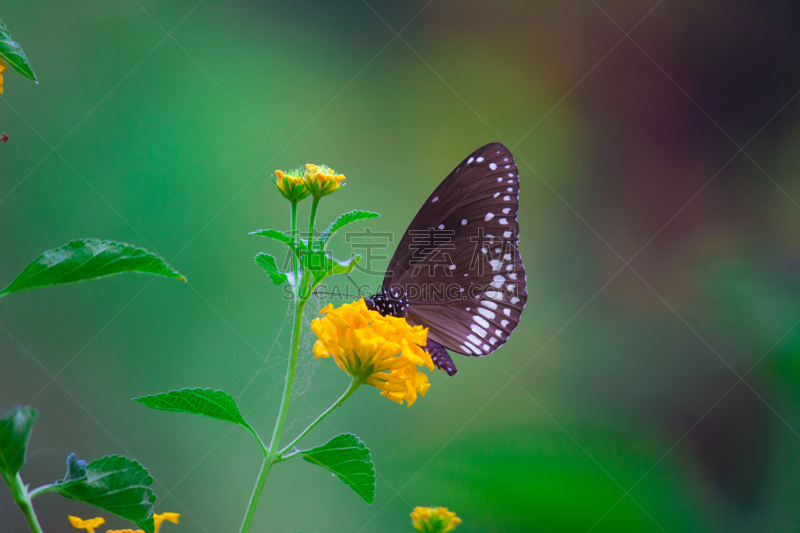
300;251;361;287
0;406;37;477
255;252;294;287
0;239;186;297
133;388;254;433
56;454;156;533
315;210;380;249
250;229;305;254
250;228;292;245
300;433;375;504
0;19;37;81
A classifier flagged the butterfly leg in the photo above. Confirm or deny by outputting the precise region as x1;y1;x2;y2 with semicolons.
426;340;458;376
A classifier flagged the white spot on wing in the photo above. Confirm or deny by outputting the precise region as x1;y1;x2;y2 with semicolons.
478;307;496;319
467;334;483;346
461;219;468;225
503;231;512;238
476;156;484;162
501;319;510;327
499;218;508;225
503;308;511;316
493;192;500;198
485;290;504;300
502;208;511;214
489;162;497;170
481;300;498;310
471;324;487;338
432;196;439;203
504;195;511;201
438;224;445;230
485;213;495;221
474;315;490;328
489;259;502;271
463;341;481;355
511;297;520;304
467;157;474;164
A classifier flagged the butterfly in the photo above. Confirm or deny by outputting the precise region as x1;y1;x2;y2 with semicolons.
365;143;527;375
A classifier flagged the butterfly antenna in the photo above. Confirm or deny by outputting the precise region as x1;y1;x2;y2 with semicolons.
346;274;365;298
312;290;351;298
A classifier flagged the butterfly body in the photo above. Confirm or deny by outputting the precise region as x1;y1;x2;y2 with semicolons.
366;143;527;375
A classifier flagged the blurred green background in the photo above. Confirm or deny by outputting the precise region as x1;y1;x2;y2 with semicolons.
3;1;800;531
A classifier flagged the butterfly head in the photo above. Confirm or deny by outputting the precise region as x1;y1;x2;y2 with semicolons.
365;289;408;318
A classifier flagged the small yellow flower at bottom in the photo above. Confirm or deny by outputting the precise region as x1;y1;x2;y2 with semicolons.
0;58;8;94
411;506;462;533
69;512;178;533
154;512;180;533
311;298;432;406
68;516;105;533
303;163;345;198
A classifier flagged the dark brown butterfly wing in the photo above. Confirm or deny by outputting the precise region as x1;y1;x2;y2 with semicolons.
384;143;527;360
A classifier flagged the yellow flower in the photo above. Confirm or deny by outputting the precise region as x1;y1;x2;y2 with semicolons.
68;512;178;533
303;163;345;198
274;168;310;203
68;516;105;533
411;507;462;533
154;512;180;533
0;59;7;94
311;298;432;406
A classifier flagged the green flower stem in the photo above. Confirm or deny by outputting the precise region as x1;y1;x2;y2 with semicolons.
308;196;320;248
290;201;299;294
268;297;306;454
238;455;277;533
240;196;327;532
6;472;44;533
279;377;363;457
268;201;305;453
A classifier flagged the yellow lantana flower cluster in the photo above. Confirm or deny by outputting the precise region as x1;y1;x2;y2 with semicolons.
411;506;462;533
69;512;179;533
303;163;345;198
311;298;432;406
274;164;345;203
274;168;310;203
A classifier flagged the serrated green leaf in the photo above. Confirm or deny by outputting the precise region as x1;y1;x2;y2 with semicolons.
315;210;380;249
300;251;361;287
250;229;305;254
0;19;37;81
0;239;186;297
133;388;254;431
300;433;375;504
56;454;156;533
250;228;292;245
255;252;294;287
0;406;37;477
